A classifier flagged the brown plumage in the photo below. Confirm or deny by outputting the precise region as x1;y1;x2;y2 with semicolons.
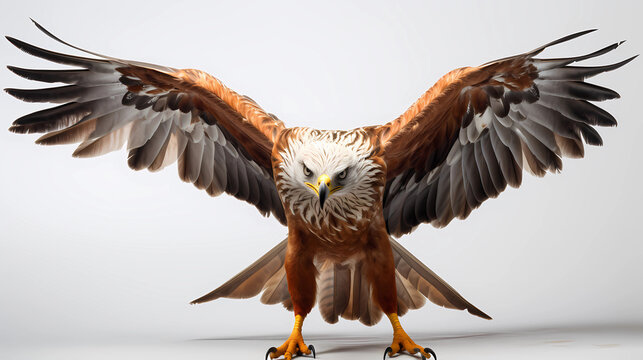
6;21;634;360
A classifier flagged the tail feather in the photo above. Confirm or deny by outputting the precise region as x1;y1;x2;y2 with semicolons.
192;237;491;322
190;239;287;304
317;261;351;323
395;272;426;316
260;266;289;305
390;238;492;320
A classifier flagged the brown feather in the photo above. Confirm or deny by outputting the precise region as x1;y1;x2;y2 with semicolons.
395;272;426;316
390;238;491;320
379;31;630;236
260;266;290;305
7;23;288;225
190;239;287;304
317;261;351;324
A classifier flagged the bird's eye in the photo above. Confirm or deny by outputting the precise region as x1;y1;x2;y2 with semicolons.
338;169;348;180
303;164;312;177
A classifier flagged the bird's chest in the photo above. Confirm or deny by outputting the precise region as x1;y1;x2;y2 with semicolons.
296;207;380;260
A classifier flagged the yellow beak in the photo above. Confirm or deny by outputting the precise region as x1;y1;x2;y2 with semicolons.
305;174;342;209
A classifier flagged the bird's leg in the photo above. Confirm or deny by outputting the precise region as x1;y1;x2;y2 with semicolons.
266;236;316;360
384;313;436;360
364;228;436;359
265;314;315;360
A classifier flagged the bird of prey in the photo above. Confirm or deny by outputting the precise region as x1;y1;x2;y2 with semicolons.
6;20;634;360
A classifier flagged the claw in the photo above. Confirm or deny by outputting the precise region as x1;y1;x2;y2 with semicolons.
383;346;393;360
265;346;277;360
413;348;425;360
425;347;437;360
296;344;315;358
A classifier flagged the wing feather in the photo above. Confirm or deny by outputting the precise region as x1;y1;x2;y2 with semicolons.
7;21;287;224
380;31;633;236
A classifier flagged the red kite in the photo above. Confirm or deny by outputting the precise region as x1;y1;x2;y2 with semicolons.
6;20;635;360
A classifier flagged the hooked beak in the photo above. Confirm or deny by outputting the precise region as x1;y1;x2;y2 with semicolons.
305;174;341;209
318;181;329;209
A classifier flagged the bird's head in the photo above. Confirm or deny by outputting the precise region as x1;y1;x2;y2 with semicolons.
275;128;384;226
298;141;357;210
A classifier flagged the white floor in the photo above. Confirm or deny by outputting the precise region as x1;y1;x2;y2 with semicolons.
3;325;642;360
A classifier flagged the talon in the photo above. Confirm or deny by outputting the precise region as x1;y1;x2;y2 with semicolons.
265;346;277;360
266;314;312;360
383;346;393;360
413;347;425;359
425;347;437;360
309;344;316;358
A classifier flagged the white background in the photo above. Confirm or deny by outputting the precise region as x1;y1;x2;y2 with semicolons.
1;1;642;359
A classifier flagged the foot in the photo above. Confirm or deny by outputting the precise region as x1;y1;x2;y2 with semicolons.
384;313;436;360
265;315;315;360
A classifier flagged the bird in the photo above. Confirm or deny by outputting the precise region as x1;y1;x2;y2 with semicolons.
6;20;635;360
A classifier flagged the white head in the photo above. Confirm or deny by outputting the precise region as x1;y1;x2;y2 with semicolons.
276;128;383;229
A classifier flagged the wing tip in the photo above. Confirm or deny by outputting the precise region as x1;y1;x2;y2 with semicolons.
5;35;24;49
627;54;640;64
8;125;24;134
30;18;61;45
528;29;599;57
4;87;27;101
6;65;40;82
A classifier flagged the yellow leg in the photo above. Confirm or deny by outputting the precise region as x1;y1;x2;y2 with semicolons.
385;313;436;360
266;315;315;360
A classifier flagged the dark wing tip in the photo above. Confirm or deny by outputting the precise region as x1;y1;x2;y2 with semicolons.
604;54;639;71
615;55;639;71
5;65;32;80
4;88;21;100
566;28;598;39
5;36;24;49
8;124;27;134
30;18;52;38
30;18;63;45
573;29;598;38
528;29;600;57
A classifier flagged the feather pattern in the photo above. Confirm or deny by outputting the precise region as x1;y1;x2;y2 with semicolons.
191;239;288;303
390;239;491;319
380;30;633;236
6;21;286;224
193;238;490;323
317;261;351;324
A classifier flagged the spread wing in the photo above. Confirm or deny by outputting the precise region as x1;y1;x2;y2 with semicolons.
378;30;635;237
6;20;286;224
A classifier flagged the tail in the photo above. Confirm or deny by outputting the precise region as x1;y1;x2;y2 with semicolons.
190;239;293;310
191;238;491;325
